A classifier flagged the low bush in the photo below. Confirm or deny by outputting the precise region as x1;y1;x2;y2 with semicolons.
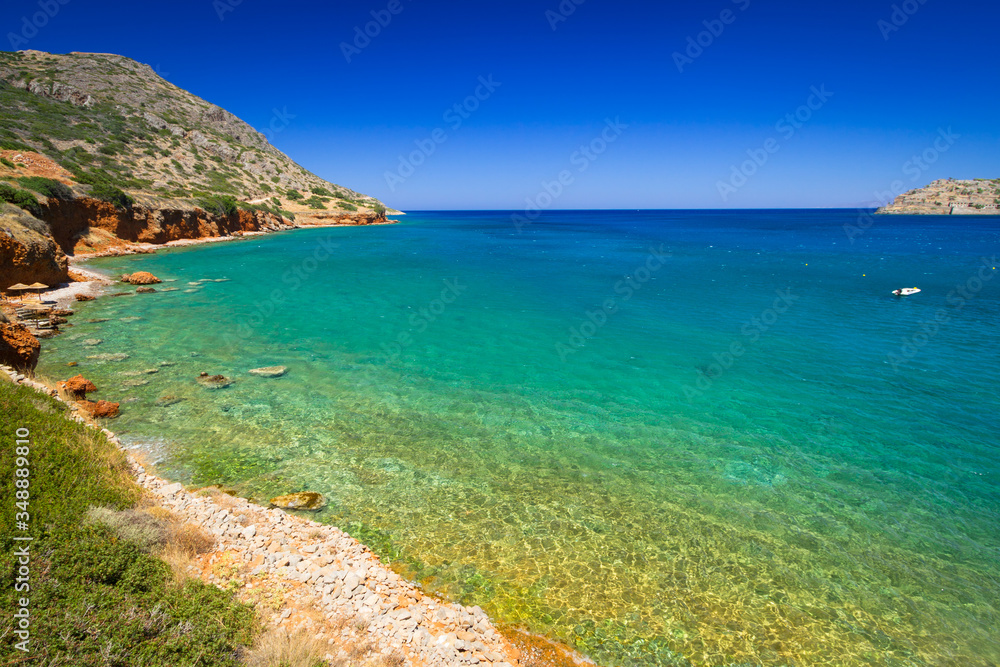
0;182;41;215
17;176;74;199
197;193;238;217
285;188;303;200
90;182;134;209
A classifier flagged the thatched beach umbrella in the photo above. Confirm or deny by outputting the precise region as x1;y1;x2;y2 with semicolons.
27;283;49;301
5;283;31;301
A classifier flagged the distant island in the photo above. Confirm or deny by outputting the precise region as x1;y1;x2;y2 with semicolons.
0;49;398;288
876;177;1000;214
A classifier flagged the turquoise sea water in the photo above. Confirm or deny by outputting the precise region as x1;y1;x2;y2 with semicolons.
38;210;1000;666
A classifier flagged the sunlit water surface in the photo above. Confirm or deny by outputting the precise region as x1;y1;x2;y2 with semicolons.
38;210;1000;666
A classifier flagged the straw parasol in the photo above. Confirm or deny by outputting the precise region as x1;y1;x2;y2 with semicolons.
27;283;49;301
5;283;31;301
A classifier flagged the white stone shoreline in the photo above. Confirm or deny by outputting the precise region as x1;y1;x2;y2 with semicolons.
0;363;528;667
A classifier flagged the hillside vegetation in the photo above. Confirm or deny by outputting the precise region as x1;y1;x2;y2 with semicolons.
0;49;386;217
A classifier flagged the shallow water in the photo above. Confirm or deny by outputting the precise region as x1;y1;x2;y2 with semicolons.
39;210;1000;666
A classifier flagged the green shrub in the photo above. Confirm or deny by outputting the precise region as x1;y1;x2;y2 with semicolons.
90;182;134;209
17;176;74;199
197;193;238;217
311;186;334;197
303;195;327;210
0;182;41;214
271;196;281;207
285;188;303;200
0;157;15;169
338;201;357;211
374;203;387;216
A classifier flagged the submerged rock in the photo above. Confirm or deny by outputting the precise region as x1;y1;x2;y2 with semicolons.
82;338;103;346
87;352;130;362
197;372;232;389
249;365;287;378
155;394;185;407
136;286;156;294
269;492;326;511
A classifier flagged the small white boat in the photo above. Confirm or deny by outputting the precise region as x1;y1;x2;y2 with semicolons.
892;287;921;296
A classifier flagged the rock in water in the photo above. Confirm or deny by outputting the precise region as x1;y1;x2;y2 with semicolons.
79;399;120;419
124;271;162;285
57;374;97;400
196;372;232;389
75;294;95;302
136;286;156;293
269;492;325;511
155;395;185;407
249;365;287;378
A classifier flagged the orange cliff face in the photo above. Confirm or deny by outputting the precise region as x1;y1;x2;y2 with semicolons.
0;230;70;287
40;198;295;255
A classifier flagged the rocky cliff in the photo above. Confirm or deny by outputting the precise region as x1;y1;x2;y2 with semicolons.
0;202;69;286
876;178;1000;214
40;196;293;255
0;49;398;287
0;50;389;214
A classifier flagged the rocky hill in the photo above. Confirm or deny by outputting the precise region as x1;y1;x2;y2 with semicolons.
0;49;397;286
876;178;1000;214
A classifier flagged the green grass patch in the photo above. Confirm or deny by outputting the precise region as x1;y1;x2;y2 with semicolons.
0;382;257;666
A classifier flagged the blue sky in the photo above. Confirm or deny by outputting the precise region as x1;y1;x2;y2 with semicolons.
3;0;998;209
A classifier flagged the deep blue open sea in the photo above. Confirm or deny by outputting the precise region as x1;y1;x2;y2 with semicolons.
38;210;1000;666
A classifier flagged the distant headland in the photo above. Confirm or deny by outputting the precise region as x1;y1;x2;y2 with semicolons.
876;177;1000;214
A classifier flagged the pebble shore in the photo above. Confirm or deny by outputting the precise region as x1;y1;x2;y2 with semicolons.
1;362;529;667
